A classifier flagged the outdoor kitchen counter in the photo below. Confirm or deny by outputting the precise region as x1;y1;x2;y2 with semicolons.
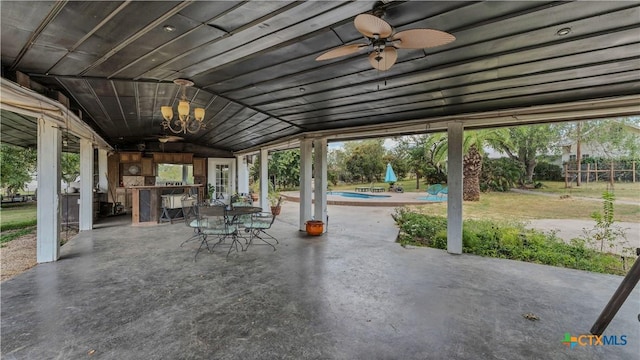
129;185;202;225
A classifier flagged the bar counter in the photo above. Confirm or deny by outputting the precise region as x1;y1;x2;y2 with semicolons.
129;185;203;225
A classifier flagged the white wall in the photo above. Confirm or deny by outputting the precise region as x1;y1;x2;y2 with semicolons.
561;142;629;163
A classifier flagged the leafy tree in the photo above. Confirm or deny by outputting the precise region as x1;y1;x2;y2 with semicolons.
0;144;36;195
568;118;640;160
488;124;563;183
250;149;300;190
395;134;447;189
343;140;386;183
270;149;300;189
61;152;80;186
328;148;348;185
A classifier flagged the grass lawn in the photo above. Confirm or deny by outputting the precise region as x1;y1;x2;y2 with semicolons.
407;191;639;222
532;181;640;203
329;180;639;222
1;202;38;245
0;202;37;231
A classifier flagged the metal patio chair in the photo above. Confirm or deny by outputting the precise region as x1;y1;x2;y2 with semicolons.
425;184;443;200
179;195;200;247
194;203;239;260
243;197;281;251
438;186;448;199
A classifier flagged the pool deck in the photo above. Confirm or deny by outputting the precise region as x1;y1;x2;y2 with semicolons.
282;189;444;207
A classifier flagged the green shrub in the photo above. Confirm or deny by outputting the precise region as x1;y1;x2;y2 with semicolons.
480;157;524;192
433;230;447;249
393;207;447;247
533;161;563;181
393;209;634;275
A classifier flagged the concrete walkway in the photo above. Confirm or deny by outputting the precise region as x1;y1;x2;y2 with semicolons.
527;219;640;256
1;202;638;359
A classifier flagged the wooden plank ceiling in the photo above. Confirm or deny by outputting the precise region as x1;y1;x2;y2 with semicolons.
1;1;639;153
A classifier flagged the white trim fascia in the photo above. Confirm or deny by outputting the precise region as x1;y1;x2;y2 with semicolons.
1;78;112;150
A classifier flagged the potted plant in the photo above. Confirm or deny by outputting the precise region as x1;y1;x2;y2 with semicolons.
268;191;283;215
305;219;324;236
206;183;215;201
249;182;259;202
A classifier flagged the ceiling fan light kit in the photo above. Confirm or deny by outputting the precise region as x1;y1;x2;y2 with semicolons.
316;9;455;71
161;79;206;134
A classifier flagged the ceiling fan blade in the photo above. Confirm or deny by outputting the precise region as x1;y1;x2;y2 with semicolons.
354;14;392;38
368;47;397;71
391;29;456;49
315;43;368;61
158;135;184;143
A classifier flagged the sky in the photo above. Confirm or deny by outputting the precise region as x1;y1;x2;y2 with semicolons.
328;138;397;150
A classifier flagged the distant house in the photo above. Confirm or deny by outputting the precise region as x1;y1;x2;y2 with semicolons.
559;142;624;164
558;122;640;164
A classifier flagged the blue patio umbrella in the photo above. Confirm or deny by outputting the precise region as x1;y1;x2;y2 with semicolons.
384;163;397;183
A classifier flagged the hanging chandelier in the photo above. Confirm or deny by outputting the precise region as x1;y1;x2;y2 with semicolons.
160;79;206;134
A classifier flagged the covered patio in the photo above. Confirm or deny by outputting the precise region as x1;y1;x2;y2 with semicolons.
2;202;638;359
1;0;638;260
1;1;639;357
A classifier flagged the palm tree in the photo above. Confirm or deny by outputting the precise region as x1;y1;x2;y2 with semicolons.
433;129;510;201
463;144;482;201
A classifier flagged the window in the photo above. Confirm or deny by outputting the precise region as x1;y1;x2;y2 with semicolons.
156;164;193;185
569;155;577;161
214;164;230;197
582;154;589;159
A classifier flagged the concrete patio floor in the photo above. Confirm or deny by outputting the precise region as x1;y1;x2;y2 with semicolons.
1;202;638;359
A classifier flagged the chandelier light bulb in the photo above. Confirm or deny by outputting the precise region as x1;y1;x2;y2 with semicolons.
160;79;206;134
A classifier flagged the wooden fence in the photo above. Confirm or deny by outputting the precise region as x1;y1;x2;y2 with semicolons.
564;161;637;187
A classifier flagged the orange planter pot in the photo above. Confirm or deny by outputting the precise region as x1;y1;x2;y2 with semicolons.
305;220;324;236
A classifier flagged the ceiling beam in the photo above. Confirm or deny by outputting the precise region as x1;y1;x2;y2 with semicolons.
234;94;640;155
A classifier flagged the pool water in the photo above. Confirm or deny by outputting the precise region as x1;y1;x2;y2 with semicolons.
327;191;391;199
415;196;446;202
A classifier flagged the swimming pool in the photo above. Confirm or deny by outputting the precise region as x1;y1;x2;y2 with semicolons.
415;195;446;202
327;191;391;199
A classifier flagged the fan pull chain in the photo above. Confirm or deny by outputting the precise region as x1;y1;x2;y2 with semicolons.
377;77;387;91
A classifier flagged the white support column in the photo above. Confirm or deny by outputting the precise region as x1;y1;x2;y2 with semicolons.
37;118;61;263
447;122;464;254
313;138;328;232
236;155;249;194
230;159;237;197
299;139;313;231
259;148;269;213
98;148;108;192
79;139;94;231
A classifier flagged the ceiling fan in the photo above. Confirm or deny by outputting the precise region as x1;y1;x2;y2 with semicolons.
315;7;455;71
144;134;184;143
157;135;184;143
